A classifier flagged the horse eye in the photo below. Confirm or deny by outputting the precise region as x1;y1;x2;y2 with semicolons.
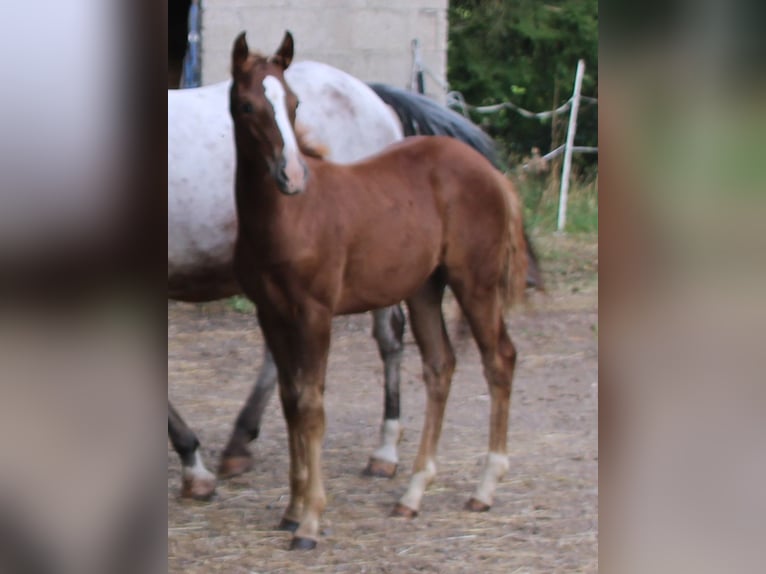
241;102;253;114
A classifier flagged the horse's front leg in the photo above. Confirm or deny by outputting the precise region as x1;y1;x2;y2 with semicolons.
218;345;278;478
168;401;216;500
364;305;405;478
264;304;332;550
280;376;327;550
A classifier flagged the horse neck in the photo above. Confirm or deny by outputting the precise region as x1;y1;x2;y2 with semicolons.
235;147;318;238
235;156;279;209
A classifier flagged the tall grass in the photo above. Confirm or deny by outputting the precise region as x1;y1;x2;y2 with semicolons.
514;170;598;235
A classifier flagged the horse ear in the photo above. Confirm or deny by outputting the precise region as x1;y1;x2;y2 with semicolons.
232;32;249;75
271;31;294;69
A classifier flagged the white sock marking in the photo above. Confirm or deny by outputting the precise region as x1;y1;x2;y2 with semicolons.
372;419;401;464
399;459;437;511
182;450;215;483
472;452;509;506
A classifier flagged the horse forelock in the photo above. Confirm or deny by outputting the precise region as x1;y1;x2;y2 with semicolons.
245;52;267;67
234;53;269;84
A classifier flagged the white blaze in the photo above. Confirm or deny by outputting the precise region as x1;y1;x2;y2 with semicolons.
262;75;306;194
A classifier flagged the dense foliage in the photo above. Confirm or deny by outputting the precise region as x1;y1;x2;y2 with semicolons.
447;0;598;172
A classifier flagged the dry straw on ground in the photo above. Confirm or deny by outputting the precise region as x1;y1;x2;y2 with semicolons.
169;236;597;573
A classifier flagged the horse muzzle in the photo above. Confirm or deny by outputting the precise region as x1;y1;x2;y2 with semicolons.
275;156;308;195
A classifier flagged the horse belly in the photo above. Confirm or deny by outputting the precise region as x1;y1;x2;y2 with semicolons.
336;240;440;315
167;266;240;302
168;83;238;300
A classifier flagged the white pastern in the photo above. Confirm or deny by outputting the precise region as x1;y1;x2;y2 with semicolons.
372;419;401;464
182;450;216;483
263;75;306;194
472;452;510;506
399;459;437;511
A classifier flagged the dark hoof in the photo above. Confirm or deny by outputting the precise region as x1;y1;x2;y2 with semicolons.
289;536;317;550
390;503;418;518
465;497;491;512
218;455;254;479
277;518;300;533
180;477;216;501
363;458;398;479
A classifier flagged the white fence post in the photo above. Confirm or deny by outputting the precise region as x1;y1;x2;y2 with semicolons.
557;59;586;233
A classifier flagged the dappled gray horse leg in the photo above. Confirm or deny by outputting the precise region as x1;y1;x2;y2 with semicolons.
218;346;279;478
168;401;216;500
363;304;405;478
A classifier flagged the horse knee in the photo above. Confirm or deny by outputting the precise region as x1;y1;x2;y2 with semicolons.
424;350;455;378
422;353;455;400
482;340;515;390
499;337;517;368
390;305;406;340
295;389;326;432
487;329;516;371
444;349;457;380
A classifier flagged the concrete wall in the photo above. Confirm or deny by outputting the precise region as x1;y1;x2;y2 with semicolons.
200;0;448;101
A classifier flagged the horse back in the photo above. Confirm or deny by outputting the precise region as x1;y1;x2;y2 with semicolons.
351;136;520;298
349;135;512;228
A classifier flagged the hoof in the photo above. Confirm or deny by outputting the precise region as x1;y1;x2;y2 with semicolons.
363;458;398;479
180;477;216;501
464;497;491;512
278;518;300;533
218;455;254;479
390;503;418;518
289;536;317;550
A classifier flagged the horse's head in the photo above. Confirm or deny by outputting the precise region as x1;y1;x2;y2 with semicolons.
230;31;308;195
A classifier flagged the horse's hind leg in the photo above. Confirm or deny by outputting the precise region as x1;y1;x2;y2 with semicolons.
364;305;405;478
453;290;516;512
218;345;278;478
392;278;455;517
168;401;216;500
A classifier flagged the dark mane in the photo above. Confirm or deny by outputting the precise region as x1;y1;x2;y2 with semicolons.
367;83;500;168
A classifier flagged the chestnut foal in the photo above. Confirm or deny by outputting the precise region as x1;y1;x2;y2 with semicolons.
230;32;527;550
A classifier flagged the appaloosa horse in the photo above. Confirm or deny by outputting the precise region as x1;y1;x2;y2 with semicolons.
230;32;527;550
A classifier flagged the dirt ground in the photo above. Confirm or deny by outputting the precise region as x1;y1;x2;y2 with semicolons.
168;234;598;573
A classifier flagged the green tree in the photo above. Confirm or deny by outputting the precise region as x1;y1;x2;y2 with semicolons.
448;0;598;171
